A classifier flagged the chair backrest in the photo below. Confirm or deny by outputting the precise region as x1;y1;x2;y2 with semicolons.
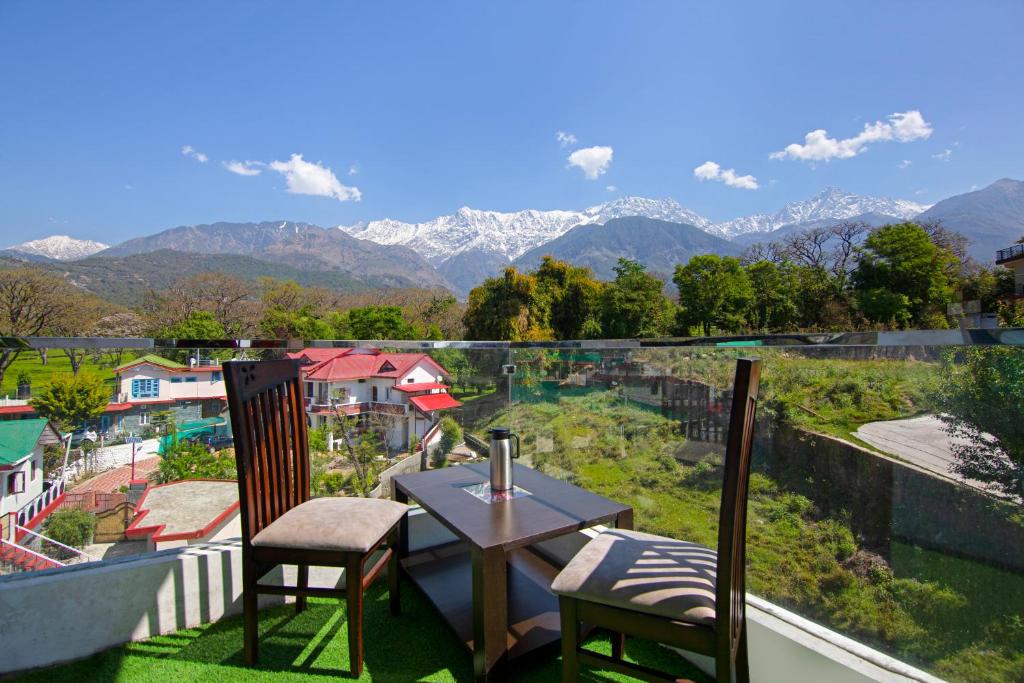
714;357;761;664
224;359;311;546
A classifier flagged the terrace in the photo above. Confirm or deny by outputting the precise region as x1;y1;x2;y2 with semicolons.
1;331;1022;682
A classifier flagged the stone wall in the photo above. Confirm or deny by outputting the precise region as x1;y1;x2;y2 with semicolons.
757;422;1024;571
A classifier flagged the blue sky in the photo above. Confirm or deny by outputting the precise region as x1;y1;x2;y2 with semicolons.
2;1;1022;244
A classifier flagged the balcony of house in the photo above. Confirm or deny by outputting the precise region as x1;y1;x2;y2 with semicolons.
1;333;1022;683
995;242;1024;265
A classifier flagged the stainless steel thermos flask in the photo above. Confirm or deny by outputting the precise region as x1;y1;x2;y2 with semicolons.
488;427;520;492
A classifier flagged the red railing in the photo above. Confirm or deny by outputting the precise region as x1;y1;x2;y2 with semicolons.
58;491;127;514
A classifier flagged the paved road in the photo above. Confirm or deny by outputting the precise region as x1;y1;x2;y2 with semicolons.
854;414;983;488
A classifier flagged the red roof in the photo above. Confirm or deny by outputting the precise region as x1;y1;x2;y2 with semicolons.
393;382;449;393
0;405;36;416
291;347;448;383
409;393;462;413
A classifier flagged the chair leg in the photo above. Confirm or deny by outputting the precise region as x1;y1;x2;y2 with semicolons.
242;559;259;664
296;564;309;614
388;527;401;616
611;631;625;661
346;555;364;678
559;596;580;682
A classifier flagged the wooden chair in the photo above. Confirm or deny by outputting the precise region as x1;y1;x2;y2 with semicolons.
552;357;762;683
224;359;407;677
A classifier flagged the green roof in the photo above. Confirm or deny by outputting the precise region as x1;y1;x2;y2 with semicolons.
114;354;187;372
0;418;59;466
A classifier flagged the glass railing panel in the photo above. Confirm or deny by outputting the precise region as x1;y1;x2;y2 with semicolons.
508;341;1024;683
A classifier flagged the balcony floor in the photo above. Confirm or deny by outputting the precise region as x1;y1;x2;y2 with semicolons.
22;582;711;682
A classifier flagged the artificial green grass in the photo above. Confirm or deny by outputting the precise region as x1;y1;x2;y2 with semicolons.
20;582;710;682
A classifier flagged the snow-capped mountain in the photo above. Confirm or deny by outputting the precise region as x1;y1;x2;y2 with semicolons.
709;187;928;239
8;235;109;261
582;196;712;230
341;196;711;264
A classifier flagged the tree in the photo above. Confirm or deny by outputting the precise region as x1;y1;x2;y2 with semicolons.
47;291;112;376
146;272;259;336
534;256;604;339
435;416;462;467
600;259;671;338
938;347;1024;499
852;223;958;327
0;268;73;389
332;414;387;496
673;255;754;336
156;311;229;362
30;373;109;430
342;305;418;339
463;267;549;341
744;260;800;332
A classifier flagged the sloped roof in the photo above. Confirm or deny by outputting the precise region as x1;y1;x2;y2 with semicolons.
409;393;462;413
293;347;449;383
0;418;61;466
114;354;186;372
393;382;449;393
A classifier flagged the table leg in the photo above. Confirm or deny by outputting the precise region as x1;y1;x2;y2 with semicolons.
616;507;634;531
393;486;410;561
472;545;508;682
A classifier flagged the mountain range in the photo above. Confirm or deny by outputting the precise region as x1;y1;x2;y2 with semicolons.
4;179;1022;302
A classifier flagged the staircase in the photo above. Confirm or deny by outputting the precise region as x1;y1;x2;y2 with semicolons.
0;539;64;573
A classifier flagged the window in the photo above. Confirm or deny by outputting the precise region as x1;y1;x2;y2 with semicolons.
185;377;197;383
170;377;183;384
31;458;37;481
131;378;160;398
407;378;415;383
358;378;366;383
139;411;149;426
7;471;25;495
211;371;222;382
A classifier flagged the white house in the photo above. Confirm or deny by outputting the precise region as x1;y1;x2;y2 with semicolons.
287;347;461;451
110;355;227;433
0;418;63;527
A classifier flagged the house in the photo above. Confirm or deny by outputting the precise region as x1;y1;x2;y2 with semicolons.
107;355;228;434
996;241;1024;299
287;347;461;452
0;418;64;527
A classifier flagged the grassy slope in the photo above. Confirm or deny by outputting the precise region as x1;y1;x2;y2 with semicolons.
24;584;708;683
1;351;118;397
476;389;1024;682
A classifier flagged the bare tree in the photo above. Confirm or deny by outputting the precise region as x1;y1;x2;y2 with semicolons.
741;242;786;266
145;272;260;335
0;269;73;388
828;221;868;291
781;226;832;270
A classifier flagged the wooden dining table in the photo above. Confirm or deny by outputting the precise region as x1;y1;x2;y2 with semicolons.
392;461;633;682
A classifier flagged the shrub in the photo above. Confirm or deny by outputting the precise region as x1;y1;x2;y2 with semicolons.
313;471;349;497
156;441;236;483
43;509;97;548
435;416;462;467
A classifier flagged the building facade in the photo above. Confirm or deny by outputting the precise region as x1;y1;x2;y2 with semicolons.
287;347;461;452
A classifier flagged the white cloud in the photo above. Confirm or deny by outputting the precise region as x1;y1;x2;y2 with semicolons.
932;148;952;162
556;131;578;147
181;145;208;163
567;146;613;180
914;188;928;196
268;153;362;202
348;165;359;176
605;185;617;192
223;160;264;176
770;110;933;162
898;159;913;169
693;160;759;190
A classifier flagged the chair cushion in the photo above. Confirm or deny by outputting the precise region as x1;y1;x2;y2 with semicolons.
550;528;717;625
251;497;407;554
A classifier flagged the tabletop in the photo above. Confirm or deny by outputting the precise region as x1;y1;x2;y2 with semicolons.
392;462;631;552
